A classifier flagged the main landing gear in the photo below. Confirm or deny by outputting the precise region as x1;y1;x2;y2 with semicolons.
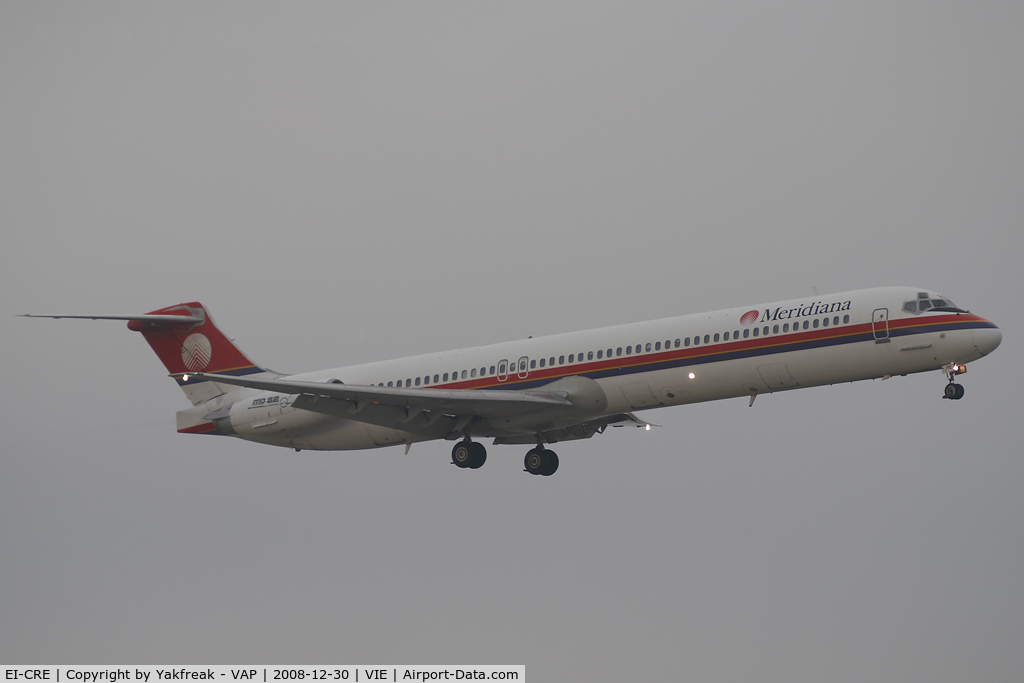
452;440;487;469
524;447;559;476
451;439;560;476
942;363;967;401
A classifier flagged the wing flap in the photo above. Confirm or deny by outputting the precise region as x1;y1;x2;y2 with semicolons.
493;412;656;445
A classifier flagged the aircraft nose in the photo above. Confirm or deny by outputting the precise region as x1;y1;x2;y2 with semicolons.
973;323;1002;356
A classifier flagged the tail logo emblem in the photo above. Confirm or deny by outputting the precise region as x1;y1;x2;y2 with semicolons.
181;333;212;371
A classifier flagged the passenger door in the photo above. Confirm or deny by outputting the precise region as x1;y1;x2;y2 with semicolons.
872;308;889;341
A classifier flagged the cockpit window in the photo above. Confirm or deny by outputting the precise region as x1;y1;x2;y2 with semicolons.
902;297;966;314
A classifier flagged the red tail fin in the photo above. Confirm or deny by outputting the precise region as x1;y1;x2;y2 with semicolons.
128;302;269;404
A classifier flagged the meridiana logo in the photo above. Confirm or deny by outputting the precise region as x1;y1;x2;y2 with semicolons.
740;310;759;325
181;333;212;371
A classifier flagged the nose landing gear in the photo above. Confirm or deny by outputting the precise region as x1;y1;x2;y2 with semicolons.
942;363;966;400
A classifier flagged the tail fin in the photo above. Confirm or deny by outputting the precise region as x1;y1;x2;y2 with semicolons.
128;302;275;405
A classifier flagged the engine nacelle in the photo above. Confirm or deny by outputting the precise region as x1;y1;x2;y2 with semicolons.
225;393;330;437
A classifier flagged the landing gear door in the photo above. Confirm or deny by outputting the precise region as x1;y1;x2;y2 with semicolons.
497;359;509;382
872;308;889;340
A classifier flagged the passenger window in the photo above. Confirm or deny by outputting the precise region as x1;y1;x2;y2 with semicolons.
693;336;700;346
813;319;819;328
723;331;730;341
743;329;749;338
587;351;594;360
665;340;671;349
415;377;421;386
471;368;477;377
773;324;779;334
387;381;393;387
833;316;839;326
753;327;759;337
763;326;769;335
713;333;719;343
443;373;449;381
558;356;564;364
626;345;632;354
568;354;574;363
616;347;622;356
843;314;850;324
539;358;545;368
684;338;690;347
406;379;412;387
549;357;554;366
674;339;680;348
596;350;602;359
646;343;652;352
655;342;662;351
489;365;495;374
703;334;710;344
783;323;789;332
734;330;739;339
462;370;468;379
803;320;809;330
607;348;612;357
530;360;536;369
822;317;829;327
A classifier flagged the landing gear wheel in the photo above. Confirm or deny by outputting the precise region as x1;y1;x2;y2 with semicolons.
943;383;965;400
524;448;544;475
468;441;487;469
452;441;472;468
540;449;559;476
525;448;559;476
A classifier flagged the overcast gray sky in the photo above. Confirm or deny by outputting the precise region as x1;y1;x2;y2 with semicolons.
2;2;1022;680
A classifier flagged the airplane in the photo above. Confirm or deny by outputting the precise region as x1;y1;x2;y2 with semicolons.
24;286;1001;476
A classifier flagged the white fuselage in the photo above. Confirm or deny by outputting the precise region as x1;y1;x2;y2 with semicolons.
179;286;1001;451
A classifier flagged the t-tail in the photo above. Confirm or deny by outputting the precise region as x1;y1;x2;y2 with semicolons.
22;302;276;406
128;302;278;405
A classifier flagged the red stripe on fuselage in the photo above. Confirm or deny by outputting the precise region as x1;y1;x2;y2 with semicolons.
416;312;989;392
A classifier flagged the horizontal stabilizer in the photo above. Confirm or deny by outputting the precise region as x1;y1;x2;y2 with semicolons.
20;314;202;325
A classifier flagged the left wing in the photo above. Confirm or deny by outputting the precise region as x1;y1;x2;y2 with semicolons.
179;372;573;438
180;372;571;416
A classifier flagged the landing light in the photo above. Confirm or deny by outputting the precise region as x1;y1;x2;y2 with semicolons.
645;424;651;431
182;374;189;382
688;372;695;379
